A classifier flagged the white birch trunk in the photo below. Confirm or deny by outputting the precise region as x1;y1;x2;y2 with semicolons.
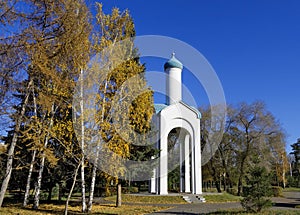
23;150;37;206
64;161;81;215
87;161;98;212
79;70;87;212
23;85;39;207
282;155;286;189
33;104;55;209
0;80;32;207
87;78;109;212
80;158;86;212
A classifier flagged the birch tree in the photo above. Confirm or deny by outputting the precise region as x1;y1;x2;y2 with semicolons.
0;79;32;207
0;0;91;209
82;3;154;211
0;1;30;206
23;82;39;207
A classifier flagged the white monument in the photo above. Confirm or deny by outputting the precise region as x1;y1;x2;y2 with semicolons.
150;53;202;195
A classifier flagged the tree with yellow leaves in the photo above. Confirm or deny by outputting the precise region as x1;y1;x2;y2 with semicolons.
0;0;91;210
82;3;154;210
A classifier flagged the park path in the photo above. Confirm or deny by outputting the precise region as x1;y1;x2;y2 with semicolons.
93;191;300;214
147;202;241;215
147;191;300;215
271;191;300;211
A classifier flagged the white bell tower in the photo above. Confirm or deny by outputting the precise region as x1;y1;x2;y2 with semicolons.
150;53;202;196
164;53;183;105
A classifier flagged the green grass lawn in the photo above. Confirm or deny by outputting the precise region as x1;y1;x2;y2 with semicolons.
0;203;170;215
105;193;242;204
283;187;300;192
1;190;300;214
105;194;187;204
204;193;242;203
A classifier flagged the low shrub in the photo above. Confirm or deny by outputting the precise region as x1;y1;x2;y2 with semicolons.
122;186;139;193
226;188;238;196
272;186;283;197
242;185;250;196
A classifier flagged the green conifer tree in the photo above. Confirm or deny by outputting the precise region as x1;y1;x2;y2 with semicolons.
241;165;273;212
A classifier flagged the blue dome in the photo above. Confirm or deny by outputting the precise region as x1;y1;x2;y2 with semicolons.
164;53;183;70
154;103;168;114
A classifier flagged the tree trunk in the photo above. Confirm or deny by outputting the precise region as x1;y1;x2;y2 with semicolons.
80;157;86;212
0;80;32;207
223;173;226;191
64;162;80;215
213;178;221;193
58;182;62;202
47;178;55;201
32;150;46;209
237;159;246;196
79;70;87;212
209;161;221;193
23;150;37;206
33;104;55;209
47;186;53;201
226;172;233;189
87;159;99;212
282;169;286;188
116;183;122;207
24;86;38;207
282;154;286;188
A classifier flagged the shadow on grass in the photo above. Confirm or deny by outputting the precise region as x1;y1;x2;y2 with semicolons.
152;211;248;215
2;197;118;215
273;202;300;208
284;197;300;201
20;207;117;215
205;212;248;215
2;203;119;215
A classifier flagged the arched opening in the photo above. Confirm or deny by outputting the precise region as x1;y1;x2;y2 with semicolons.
150;105;202;195
167;127;192;193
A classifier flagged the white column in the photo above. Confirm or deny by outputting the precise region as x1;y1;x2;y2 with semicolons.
194;124;202;194
179;139;183;193
150;162;157;194
166;67;182;105
159;135;168;195
184;134;191;193
191;134;195;194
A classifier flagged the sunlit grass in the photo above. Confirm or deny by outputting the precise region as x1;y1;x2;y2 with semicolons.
0;203;170;215
204;193;242;203
105;194;187;204
283;187;300;192
2;190;300;214
106;193;241;204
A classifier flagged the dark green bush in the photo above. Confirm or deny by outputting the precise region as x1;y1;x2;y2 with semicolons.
122;186;139;193
287;175;297;187
226;188;238;196
272;186;283;197
242;186;250;196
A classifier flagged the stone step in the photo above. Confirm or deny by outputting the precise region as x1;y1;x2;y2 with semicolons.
182;195;206;203
182;195;192;203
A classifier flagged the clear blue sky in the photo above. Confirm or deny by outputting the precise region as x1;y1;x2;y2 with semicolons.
87;0;300;152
